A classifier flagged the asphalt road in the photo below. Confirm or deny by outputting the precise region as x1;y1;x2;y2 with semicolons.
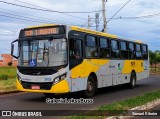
0;74;160;118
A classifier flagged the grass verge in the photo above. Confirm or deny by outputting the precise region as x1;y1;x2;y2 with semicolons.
0;78;17;93
0;67;17;80
0;67;17;92
63;90;160;119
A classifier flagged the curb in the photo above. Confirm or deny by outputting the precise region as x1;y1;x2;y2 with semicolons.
0;90;21;95
106;99;160;119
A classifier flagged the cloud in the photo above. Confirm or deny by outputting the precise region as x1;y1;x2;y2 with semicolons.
0;29;14;35
0;0;160;52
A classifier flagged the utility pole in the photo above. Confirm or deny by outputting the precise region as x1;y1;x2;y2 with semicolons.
102;0;107;32
88;15;91;29
95;13;99;31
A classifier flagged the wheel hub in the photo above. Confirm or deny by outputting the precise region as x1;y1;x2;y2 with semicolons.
87;82;93;92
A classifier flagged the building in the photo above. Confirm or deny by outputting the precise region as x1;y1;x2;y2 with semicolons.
0;54;17;67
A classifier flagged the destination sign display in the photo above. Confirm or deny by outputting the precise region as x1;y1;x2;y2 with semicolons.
24;28;59;37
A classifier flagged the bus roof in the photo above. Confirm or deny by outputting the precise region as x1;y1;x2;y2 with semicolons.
70;26;117;39
27;24;58;29
25;24;145;44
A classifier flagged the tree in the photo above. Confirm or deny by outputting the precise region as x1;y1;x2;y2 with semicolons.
152;50;160;71
156;54;160;71
149;50;156;70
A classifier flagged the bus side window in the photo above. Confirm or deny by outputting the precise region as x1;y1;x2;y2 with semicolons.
142;45;148;59
128;43;135;59
99;37;110;58
70;38;83;59
111;40;120;59
86;35;98;58
120;41;128;59
136;44;142;59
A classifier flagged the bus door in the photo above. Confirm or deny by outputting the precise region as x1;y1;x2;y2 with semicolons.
110;40;123;86
98;37;112;88
110;60;123;86
69;37;84;91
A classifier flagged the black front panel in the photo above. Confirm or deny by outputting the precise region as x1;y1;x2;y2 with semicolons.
18;68;57;75
21;81;52;90
18;65;67;75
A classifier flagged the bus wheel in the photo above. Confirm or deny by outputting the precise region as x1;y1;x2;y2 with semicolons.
84;75;96;97
129;72;136;88
43;93;55;97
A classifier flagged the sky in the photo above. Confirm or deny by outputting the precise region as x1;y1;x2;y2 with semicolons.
0;0;160;56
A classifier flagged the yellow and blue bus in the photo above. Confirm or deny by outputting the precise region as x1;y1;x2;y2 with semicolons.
11;24;149;97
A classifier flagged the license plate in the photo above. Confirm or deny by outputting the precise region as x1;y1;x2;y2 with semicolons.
31;85;40;90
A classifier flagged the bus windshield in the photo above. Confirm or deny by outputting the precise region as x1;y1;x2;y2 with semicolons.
19;38;67;67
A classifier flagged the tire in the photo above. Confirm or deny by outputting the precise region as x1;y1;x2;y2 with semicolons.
43;93;55;97
128;72;136;88
84;75;96;97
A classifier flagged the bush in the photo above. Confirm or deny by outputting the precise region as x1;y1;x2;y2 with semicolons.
8;62;13;66
0;74;9;80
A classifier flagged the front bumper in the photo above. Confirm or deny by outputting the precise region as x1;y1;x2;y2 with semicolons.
16;79;70;93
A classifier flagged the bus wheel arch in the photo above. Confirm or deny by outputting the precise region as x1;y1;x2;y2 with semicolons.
84;72;97;97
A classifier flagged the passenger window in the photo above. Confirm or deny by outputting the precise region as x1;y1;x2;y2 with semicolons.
136;44;141;51
70;38;83;59
86;35;98;58
129;43;134;51
99;38;110;58
111;40;120;58
142;45;148;59
120;41;128;59
111;40;118;50
142;45;147;53
136;44;142;59
86;36;97;47
128;43;135;59
100;38;108;48
121;42;127;50
86;47;98;57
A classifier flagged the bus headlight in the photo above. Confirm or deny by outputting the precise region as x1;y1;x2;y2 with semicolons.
53;73;67;85
54;77;60;84
60;73;67;80
17;74;22;83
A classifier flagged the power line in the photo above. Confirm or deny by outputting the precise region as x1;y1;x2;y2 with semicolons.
2;9;160;28
0;1;87;20
98;12;160;20
76;3;102;27
0;11;54;23
13;0;102;13
0;8;85;26
0;14;47;23
0;13;85;26
118;12;160;19
0;8;75;25
107;0;132;24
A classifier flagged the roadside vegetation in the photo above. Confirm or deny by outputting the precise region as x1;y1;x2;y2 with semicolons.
149;50;160;73
64;90;160;119
0;67;17;92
